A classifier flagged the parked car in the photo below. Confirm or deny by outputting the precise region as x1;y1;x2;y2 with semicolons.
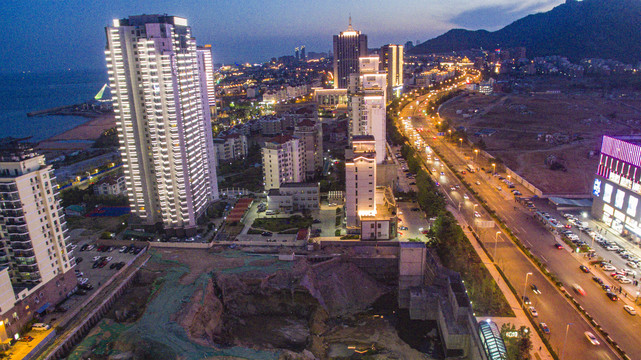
528;306;539;317
555;243;564;250
75;257;83;264
522;296;531;305
119;246;128;253
606;292;619;301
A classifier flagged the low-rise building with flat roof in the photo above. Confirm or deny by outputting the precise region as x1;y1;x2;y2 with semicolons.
267;182;320;212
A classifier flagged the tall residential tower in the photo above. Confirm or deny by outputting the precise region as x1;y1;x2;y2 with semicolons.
380;44;404;99
333;18;368;89
105;15;218;235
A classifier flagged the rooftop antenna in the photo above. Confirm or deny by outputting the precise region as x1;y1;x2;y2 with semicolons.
348;14;353;30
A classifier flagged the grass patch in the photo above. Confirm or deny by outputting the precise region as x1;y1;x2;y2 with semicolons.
251;215;313;233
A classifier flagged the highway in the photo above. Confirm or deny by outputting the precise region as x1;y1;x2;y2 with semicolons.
396;79;627;359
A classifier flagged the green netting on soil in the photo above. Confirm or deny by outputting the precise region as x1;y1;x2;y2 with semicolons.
219;251;294;274
67;251;280;360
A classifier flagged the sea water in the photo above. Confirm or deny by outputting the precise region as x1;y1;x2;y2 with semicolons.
0;69;107;142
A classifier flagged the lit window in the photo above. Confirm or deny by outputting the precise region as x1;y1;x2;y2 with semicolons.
603;183;613;203
628;196;638;218
615;189;625;209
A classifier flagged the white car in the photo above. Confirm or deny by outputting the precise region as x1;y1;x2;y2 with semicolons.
92;256;101;262
623;268;637;276
106;256;113;262
626;261;638;269
602;264;616;271
463;194;469;200
119;246;128;253
78;277;89;285
474;211;481;218
75;272;83;278
624;305;637;315
528;306;539;317
618;277;632;284
584;331;600;345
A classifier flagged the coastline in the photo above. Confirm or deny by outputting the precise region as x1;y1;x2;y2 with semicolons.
36;112;116;154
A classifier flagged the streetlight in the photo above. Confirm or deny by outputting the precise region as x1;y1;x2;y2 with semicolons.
561;323;573;360
474;149;479;162
492;163;496;174
522;272;533;305
459;138;463;147
494;231;501;260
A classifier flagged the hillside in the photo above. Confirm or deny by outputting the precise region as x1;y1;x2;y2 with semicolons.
410;0;641;63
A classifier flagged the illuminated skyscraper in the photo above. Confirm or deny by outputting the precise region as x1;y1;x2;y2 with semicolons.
333;17;368;89
105;15;218;235
380;44;404;98
348;56;387;163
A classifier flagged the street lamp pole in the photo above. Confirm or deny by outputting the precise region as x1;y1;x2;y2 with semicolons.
561;323;573;360
522;272;532;305
494;231;501;260
474;149;479;162
492;163;496;174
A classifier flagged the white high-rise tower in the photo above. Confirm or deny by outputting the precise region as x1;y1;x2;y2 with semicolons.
105;15;218;235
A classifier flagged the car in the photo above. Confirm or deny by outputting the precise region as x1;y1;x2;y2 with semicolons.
602;264;616;271
75;272;84;278
619;277;632;284
86;245;95;251
399;226;408;230
555;243;564;250
584;331;600;345
463;194;469;200
32;323;51;331
624;305;637;315
432;168;437;172
522;296;531;305
474;211;481;218
592;276;603;285
79;283;93;290
106;256;113;262
628;261;639;269
572;284;586;296
606;292;619;301
18;335;34;342
624;268;637;276
411;207;420;211
579;265;590;273
76;289;88;295
261;231;272;236
119;246;128;253
110;263;117;269
528;306;539;317
409;182;416;185
92;256;101;262
450;186;456;191
475;181;481;185
78;277;89;285
602;284;611;292
440;172;445;175
530;284;541;294
76;257;83;264
313;219;321;224
539;323;550;334
116;262;125;270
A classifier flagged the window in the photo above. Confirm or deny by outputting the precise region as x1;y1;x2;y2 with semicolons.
615;189;625;209
628;196;638;217
603;183;613;203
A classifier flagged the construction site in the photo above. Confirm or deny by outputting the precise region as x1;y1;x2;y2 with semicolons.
440;79;641;195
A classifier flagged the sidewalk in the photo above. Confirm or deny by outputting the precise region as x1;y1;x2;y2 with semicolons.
447;205;554;360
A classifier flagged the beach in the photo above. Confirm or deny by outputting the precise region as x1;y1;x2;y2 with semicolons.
36;112;116;154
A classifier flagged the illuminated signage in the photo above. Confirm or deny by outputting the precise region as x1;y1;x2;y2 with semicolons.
593;179;601;197
615;189;625;209
628;196;638;217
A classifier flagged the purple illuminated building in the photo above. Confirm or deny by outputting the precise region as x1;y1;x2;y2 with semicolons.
591;135;641;241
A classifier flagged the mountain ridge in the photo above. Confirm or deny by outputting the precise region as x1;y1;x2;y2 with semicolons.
410;0;641;64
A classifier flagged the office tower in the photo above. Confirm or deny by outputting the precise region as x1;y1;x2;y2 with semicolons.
333;17;368;89
300;45;306;61
380;44;404;99
0;140;77;338
345;136;377;227
262;135;305;190
348;56;387;163
295;47;300;60
294;119;323;179
591;135;641;237
105;15;218;235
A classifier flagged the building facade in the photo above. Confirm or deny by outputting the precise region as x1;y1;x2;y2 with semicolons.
94;174;127;196
345;136;377;227
267;182;320;213
379;44;404;99
0;141;77;340
213;133;248;164
348;56;387;164
196;45;216;117
591;135;641;242
105;15;219;234
262;135;305;190
294;119;323;179
333;18;368;89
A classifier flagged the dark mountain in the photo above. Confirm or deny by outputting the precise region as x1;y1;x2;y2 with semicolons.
410;0;641;63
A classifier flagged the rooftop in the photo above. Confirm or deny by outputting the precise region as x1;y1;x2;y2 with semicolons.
266;135;296;145
0;138;39;162
281;182;319;189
